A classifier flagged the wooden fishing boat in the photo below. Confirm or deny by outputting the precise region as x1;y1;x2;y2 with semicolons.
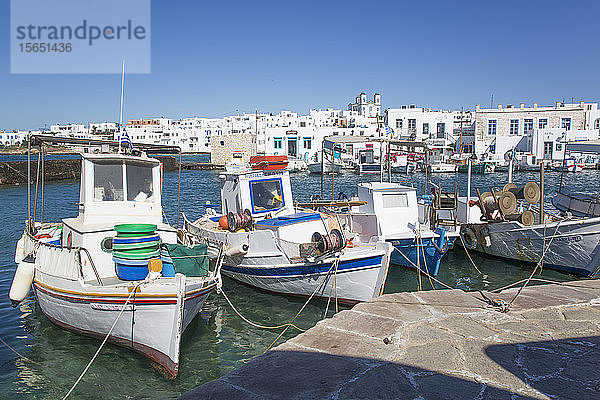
9;136;223;378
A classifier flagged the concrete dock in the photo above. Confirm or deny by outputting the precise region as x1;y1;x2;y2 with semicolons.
180;280;600;399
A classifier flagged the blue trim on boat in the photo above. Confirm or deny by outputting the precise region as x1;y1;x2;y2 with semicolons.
387;230;454;277
222;255;383;277
255;212;321;227
113;234;161;245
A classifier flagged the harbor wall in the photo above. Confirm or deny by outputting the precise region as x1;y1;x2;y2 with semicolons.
0;156;179;185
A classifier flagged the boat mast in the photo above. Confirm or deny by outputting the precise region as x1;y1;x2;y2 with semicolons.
118;59;125;154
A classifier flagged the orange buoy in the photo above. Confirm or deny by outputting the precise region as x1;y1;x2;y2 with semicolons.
219;215;229;230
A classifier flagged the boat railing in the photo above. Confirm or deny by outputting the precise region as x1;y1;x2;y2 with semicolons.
25;225;103;285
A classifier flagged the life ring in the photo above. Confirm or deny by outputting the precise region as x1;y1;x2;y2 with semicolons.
461;226;477;250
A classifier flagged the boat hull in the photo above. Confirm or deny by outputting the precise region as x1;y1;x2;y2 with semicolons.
387;232;455;277
32;271;215;379
460;218;600;277
308;163;342;174
221;250;390;305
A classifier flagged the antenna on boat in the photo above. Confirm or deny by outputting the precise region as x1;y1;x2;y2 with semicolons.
118;59;125;154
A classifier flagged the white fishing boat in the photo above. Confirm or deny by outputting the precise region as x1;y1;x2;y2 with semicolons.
307;161;342;174
183;161;393;305
552;191;600;218
457;162;600;277
316;136;458;277
428;162;458;173
9;135;223;379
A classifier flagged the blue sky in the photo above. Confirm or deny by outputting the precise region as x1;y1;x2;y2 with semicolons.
2;0;599;130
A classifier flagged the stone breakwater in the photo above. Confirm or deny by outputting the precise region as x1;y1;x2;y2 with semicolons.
0;156;179;185
181;281;600;400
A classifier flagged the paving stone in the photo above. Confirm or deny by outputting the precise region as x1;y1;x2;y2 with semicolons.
336;362;420;399
435;314;497;340
325;309;406;338
180;280;600;400
402;321;461;344
411;289;487;312
179;380;263;400
286;324;398;361
352;300;431;323
413;372;489;400
463;340;532;391
519;309;565;321
395;340;463;372
562;306;600;321
525;377;598;400
492;321;555;341
216;349;376;400
533;320;599;338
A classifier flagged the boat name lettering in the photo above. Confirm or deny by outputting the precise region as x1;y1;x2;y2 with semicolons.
247;171;283;179
553;235;582;243
90;303;133;311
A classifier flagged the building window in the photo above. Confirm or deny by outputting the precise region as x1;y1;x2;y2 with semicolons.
408;119;416;131
303;137;311;149
423;123;429;136
300;122;306;127
556;143;562;151
436;123;445;138
509;119;519;135
395;119;403;129
524;119;533;132
274;138;282;149
561;118;571;130
488;120;497;136
538;119;548;129
595;119;600;129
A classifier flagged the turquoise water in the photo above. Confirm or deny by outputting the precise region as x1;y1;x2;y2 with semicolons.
0;162;596;399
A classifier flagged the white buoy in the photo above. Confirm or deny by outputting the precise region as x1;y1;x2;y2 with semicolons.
14;236;25;264
9;258;35;307
226;244;249;257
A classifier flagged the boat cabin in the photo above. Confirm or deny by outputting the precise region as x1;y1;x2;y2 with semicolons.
62;153;176;280
350;182;420;238
219;168;295;220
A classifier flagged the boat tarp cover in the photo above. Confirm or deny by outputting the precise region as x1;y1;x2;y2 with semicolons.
163;243;209;277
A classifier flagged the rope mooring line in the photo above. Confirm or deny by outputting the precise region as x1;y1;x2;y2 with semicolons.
62;281;143;400
458;233;483;274
220;288;306;332
264;257;340;353
506;217;568;309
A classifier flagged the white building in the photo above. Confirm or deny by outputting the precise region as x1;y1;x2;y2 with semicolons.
0;130;29;146
90;122;118;134
384;106;473;153
473;101;600;159
50;123;87;137
348;92;381;118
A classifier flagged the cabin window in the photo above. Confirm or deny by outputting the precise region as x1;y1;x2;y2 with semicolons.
250;179;284;213
93;162;124;201
382;193;408;208
126;162;154;202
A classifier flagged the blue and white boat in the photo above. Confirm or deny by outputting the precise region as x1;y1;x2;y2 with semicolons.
183;164;393;305
335;182;457;277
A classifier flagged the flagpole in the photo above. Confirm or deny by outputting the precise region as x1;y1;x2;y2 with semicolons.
118;59;125;153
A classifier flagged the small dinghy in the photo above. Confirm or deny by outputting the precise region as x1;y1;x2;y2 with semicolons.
9;135;223;378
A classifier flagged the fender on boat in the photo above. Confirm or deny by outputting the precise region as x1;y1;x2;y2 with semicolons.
9;255;35;307
14;236;25;264
226;244;249;257
461;226;478;250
